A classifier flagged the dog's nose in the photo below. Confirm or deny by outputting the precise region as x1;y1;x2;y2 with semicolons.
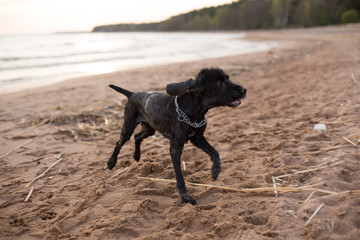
241;87;247;94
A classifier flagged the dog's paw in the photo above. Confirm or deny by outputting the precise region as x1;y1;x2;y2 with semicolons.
181;194;197;205
212;165;221;180
133;151;140;162
107;158;116;170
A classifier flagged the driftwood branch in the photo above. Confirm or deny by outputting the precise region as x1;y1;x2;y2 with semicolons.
137;177;338;195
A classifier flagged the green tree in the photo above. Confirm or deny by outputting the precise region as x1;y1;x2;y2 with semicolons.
239;1;272;29
312;0;329;25
271;0;292;28
294;0;312;27
341;9;359;23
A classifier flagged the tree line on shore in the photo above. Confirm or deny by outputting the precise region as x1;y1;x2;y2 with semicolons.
93;0;360;32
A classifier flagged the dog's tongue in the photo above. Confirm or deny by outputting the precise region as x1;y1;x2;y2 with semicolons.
231;100;241;107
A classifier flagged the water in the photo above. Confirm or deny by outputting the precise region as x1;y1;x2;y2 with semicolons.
0;32;276;94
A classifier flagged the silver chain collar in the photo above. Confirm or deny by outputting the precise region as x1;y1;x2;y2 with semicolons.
174;96;207;128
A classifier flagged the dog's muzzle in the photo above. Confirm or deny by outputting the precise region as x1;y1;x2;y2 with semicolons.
229;87;247;107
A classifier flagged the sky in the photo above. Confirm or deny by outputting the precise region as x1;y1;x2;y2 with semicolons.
0;0;235;34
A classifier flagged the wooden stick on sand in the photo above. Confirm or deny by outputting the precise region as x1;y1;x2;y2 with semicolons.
272;176;278;197
342;136;357;147
137;177;338;195
107;167;128;180
25;152;65;188
304;203;325;226
303;191;316;205
24;186;35;202
274;160;344;180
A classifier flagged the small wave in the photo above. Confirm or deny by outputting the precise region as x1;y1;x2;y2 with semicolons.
0;32;276;94
1;57;21;61
0;55;146;71
0;50;125;62
0;77;25;83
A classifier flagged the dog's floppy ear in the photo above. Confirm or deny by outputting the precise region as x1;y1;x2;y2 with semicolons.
166;78;196;96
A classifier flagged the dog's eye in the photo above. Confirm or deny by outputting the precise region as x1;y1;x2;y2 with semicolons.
217;80;223;86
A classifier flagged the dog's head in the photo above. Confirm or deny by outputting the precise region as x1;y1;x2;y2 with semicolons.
166;68;247;108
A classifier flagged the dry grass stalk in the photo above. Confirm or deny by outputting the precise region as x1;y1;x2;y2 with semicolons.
302;182;325;188
137;176;243;192
151;142;167;148
32;156;44;162
272;176;278;197
354;153;360;156
4;134;40;140
292;146;340;156
334;134;360;141
137;176;338;195
246;131;266;135
56;166;62;175
275;160;344;180
304;203;325;226
292;151;322;155
323;189;360;198
300;187;337;195
342;136;357;146
322;118;360;125
257;123;300;132
24;186;35;202
303;191;316;205
25;152;65;188
107;167;128;180
17;117;50;136
315;160;333;168
351;73;358;83
182;161;186;172
0;139;33;160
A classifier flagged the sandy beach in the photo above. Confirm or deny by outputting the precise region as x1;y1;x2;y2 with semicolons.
1;24;360;239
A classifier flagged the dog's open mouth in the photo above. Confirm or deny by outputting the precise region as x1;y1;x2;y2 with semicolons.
229;100;242;107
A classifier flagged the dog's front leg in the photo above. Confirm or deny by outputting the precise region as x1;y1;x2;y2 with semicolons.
190;136;221;180
170;140;197;205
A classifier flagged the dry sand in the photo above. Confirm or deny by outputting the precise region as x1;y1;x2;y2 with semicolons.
1;24;360;240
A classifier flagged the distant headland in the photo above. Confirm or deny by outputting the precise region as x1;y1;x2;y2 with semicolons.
92;0;359;32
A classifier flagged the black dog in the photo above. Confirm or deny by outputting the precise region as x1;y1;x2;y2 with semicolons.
107;68;246;205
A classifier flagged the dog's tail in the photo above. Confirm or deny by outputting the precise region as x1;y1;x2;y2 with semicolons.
109;84;133;98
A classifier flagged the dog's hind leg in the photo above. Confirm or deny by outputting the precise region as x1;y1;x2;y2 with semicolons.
190;136;221;180
107;104;139;170
133;123;155;162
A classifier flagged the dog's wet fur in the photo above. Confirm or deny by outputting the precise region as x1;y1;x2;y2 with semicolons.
107;68;247;205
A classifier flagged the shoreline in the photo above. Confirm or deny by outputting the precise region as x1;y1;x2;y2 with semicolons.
2;23;358;97
0;31;277;95
1;25;359;239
